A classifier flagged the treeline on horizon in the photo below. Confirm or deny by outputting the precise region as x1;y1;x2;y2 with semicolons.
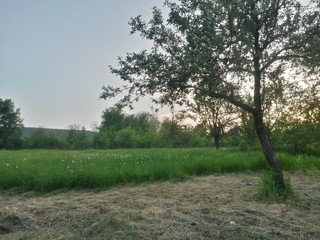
3;104;320;156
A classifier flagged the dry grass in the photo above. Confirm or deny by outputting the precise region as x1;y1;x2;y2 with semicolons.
0;171;319;240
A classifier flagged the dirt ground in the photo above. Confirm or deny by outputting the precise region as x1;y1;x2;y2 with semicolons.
0;171;319;240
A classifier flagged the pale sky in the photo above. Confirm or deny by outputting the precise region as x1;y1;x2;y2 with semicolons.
0;0;310;129
0;0;163;129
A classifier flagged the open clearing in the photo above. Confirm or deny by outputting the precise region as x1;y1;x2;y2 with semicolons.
0;171;319;240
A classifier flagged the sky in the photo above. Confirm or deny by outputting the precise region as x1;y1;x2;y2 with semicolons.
0;0;310;130
0;0;164;129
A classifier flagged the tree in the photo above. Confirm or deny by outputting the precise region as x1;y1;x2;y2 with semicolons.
67;124;90;149
0;98;24;149
186;97;238;149
101;0;320;189
97;105;161;148
29;128;62;149
114;127;139;148
159;118;183;147
98;105;125;148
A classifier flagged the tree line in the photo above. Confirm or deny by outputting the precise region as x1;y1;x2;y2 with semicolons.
1;98;319;155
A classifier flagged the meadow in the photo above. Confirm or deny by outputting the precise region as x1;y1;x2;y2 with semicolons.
0;148;319;193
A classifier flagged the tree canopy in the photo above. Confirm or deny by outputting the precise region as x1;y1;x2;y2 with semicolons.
0;98;24;149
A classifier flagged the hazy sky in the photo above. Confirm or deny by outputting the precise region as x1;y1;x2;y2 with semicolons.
0;0;310;129
1;0;163;129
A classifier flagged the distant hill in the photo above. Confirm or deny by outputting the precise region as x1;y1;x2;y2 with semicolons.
23;127;96;139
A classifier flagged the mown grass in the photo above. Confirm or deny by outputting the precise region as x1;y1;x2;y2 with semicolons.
0;148;319;192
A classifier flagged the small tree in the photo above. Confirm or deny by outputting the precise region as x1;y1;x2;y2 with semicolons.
187;97;238;149
101;0;320;190
0;98;24;149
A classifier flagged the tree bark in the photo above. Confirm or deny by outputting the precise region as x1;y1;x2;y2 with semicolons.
251;19;286;190
253;112;285;189
214;134;220;149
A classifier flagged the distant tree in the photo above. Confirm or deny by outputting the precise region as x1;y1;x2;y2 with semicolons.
123;112;160;148
159;118;184;147
187;97;238;149
93;131;110;149
97;106;160;148
29;128;62;149
67;124;90;149
98;105;125;148
0;98;24;149
114;127;139;148
101;0;320;189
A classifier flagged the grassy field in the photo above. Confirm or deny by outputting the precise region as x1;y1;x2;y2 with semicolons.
0;148;319;192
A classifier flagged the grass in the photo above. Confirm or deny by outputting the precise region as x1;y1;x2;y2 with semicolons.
255;171;295;202
0;148;319;192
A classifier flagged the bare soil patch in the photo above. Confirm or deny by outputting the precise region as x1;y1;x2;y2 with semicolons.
0;172;319;240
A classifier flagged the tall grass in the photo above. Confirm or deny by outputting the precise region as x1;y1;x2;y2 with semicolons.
0;148;319;192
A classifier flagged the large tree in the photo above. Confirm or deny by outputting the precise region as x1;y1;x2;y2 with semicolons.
0;98;24;149
101;0;320;189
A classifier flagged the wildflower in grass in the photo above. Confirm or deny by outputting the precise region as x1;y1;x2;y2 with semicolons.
16;166;19;169
296;155;302;163
6;163;9;167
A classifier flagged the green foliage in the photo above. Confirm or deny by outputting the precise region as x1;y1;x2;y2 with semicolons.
159;119;183;147
93;131;110;149
67;125;91;149
0;99;24;149
270;80;320;155
114;127;139;148
99;105;125;148
256;171;294;202
28;128;63;149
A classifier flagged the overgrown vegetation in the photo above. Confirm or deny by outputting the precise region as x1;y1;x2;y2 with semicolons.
0;148;319;193
256;171;295;202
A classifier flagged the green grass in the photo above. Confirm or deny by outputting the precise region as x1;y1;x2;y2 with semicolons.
255;171;295;202
0;148;319;192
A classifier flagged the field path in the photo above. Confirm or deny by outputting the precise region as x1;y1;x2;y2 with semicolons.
1;172;319;239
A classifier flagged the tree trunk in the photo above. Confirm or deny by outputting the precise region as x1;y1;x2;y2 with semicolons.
214;134;220;149
212;127;221;150
253;113;285;189
252;27;285;190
